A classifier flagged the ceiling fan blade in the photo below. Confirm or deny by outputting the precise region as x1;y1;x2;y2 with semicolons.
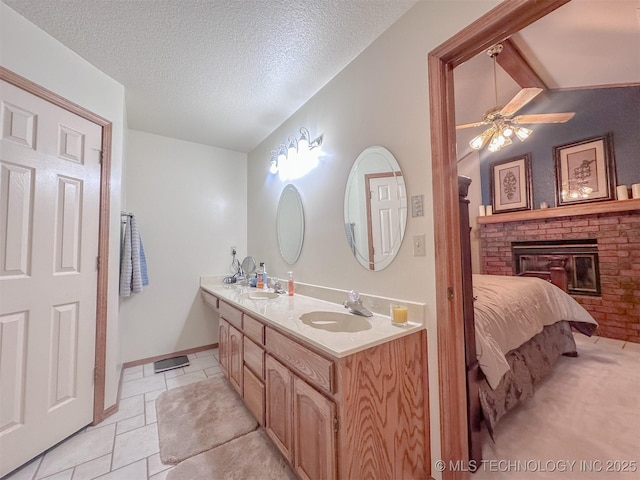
512;112;576;124
456;120;490;129
499;87;543;117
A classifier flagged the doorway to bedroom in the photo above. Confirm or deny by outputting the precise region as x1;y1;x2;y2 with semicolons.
429;0;595;477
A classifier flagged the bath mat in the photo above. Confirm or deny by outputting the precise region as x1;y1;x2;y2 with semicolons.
166;429;297;480
156;376;258;464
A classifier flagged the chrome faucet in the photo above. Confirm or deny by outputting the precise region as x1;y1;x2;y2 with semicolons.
343;290;373;317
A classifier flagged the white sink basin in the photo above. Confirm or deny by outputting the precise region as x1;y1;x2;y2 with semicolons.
300;311;372;333
241;291;280;300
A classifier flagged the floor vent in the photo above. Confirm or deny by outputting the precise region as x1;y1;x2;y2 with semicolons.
154;355;190;373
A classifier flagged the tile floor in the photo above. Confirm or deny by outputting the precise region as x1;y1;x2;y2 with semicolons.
5;348;222;480
5;336;639;480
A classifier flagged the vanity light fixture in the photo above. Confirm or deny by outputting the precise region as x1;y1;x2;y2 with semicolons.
269;150;278;174
269;127;323;180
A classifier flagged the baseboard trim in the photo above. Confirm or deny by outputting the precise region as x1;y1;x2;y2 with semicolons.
122;343;218;369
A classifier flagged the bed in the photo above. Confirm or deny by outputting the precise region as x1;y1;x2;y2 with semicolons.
457;176;599;466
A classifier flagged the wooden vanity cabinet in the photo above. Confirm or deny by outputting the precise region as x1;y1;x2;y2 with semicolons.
207;293;430;480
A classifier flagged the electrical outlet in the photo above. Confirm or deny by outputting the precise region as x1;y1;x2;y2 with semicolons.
231;246;237;256
413;234;426;256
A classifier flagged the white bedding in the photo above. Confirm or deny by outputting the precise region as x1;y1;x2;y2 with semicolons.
472;274;598;389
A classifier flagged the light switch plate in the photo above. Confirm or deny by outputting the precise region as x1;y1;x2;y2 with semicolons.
413;234;426;256
411;195;424;217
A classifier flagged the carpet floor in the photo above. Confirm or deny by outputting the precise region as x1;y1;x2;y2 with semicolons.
473;337;640;479
156;375;258;464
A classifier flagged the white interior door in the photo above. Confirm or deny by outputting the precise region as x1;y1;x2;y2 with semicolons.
368;174;406;270
0;80;102;476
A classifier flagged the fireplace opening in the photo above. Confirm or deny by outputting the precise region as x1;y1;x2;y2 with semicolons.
512;239;600;296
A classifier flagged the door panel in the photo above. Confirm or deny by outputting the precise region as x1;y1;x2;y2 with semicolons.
0;80;102;476
367;174;406;270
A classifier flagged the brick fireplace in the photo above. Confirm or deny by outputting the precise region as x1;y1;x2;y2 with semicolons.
477;200;640;343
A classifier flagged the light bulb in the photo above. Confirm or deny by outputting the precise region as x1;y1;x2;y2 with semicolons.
269;159;278;174
502;126;513;137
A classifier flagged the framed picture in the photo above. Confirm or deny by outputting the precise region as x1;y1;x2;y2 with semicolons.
489;154;533;213
553;133;616;206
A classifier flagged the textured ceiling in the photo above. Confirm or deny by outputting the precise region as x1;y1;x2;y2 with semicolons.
4;0;639;155
4;0;418;152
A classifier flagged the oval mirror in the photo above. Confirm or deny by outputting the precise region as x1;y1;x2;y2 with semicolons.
277;184;305;264
344;146;407;271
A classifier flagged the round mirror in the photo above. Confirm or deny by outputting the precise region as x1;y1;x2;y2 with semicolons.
344;146;407;271
277;184;305;264
241;256;256;275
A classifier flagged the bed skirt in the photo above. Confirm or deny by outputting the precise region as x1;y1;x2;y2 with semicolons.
478;320;577;437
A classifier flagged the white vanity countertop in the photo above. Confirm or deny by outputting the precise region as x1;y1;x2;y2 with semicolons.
200;280;424;359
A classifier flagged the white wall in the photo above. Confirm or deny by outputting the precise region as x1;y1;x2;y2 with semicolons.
246;1;499;476
120;130;247;362
1;2;126;409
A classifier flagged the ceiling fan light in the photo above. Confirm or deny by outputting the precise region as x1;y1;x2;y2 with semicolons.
514;126;532;141
488;132;502;152
470;134;485;150
469;126;496;150
502;125;513;137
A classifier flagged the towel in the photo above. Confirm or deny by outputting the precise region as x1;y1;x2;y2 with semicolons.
344;222;356;255
120;214;149;296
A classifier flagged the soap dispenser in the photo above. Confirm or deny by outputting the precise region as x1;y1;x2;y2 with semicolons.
288;271;294;296
261;262;268;290
256;262;264;289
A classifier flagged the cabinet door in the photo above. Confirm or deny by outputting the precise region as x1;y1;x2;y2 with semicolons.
228;324;243;395
218;318;229;376
265;355;293;461
243;366;265;425
293;377;337;480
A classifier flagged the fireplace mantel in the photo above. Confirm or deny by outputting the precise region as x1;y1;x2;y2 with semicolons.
477;198;640;225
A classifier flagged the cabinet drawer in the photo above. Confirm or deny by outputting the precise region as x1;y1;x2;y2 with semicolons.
244;336;265;380
243;366;265;426
266;328;335;393
243;314;265;345
201;290;219;312
219;300;242;330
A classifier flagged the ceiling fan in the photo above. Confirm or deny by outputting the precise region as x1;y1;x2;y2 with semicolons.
457;44;575;152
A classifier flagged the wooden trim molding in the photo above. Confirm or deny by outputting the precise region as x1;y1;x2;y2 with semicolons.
427;1;570;479
0;66;113;425
478;198;640;225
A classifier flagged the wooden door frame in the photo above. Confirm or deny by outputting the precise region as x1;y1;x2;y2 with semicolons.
1;66;112;425
427;1;570;478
